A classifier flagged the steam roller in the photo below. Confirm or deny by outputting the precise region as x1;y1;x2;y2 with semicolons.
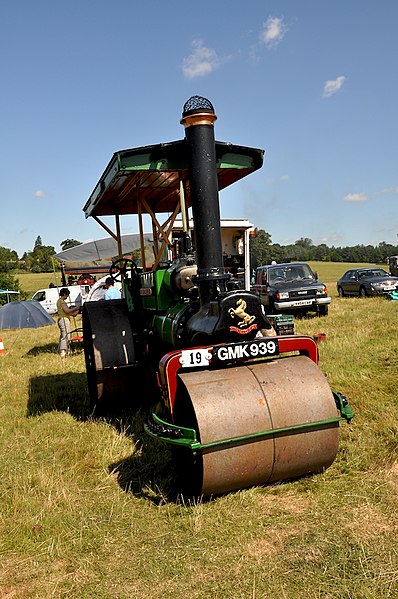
82;95;353;498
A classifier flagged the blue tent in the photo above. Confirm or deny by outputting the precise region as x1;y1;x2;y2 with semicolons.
0;300;55;329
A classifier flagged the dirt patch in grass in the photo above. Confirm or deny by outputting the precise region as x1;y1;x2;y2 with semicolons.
0;585;30;598
385;460;398;478
256;490;311;516
274;491;310;516
383;461;398;496
345;505;396;541
245;524;309;561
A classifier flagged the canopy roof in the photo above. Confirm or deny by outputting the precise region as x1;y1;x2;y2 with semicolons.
54;234;153;263
83;139;264;219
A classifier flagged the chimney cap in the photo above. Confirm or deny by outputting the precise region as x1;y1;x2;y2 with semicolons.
183;95;214;117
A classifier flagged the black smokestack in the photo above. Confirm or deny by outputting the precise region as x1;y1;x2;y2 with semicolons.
181;96;229;304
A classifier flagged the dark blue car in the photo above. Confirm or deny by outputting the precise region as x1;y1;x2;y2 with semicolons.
337;267;398;297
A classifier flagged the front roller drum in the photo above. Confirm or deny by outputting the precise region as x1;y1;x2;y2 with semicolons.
173;355;340;497
82;299;141;411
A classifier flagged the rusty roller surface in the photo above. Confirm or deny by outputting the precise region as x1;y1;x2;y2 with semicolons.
176;355;340;497
82;300;138;407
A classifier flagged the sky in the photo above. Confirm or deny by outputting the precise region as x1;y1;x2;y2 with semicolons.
1;1;398;257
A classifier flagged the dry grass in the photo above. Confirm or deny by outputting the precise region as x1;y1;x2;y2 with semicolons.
0;270;397;598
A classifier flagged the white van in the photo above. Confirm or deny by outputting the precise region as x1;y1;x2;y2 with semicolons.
31;286;88;315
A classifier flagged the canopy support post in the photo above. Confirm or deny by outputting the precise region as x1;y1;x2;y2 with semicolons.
115;214;123;259
92;216;118;241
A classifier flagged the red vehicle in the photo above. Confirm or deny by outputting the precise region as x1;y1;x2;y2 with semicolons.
77;274;96;286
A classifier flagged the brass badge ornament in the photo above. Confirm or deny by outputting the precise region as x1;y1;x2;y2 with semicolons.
228;298;257;334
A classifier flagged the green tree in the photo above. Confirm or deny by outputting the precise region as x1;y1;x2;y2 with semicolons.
0;272;23;305
34;235;43;250
294;237;313;249
249;229;273;269
22;238;56;273
284;244;303;261
313;244;330;261
290;238;313;261
268;243;288;264
0;246;18;272
376;242;398;264
60;239;82;251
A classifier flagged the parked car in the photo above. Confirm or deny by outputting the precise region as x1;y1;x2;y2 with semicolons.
31;285;87;314
251;262;331;315
337;267;398;297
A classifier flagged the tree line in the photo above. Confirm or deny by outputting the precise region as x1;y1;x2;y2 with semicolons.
249;230;398;270
0;237;81;274
0;237;81;304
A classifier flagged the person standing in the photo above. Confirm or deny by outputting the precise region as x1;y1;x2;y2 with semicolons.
104;277;121;300
56;288;79;357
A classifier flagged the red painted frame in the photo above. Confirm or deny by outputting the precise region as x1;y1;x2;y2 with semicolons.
158;335;319;415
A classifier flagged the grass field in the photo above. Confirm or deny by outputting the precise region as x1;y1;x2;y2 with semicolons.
0;268;397;598
17;271;62;296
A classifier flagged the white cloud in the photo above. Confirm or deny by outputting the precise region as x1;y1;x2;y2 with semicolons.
34;190;45;198
344;192;367;202
182;39;221;79
260;16;287;48
323;75;347;98
382;186;398;194
319;234;343;244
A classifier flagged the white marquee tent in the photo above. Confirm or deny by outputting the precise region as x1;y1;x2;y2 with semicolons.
53;234;153;263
